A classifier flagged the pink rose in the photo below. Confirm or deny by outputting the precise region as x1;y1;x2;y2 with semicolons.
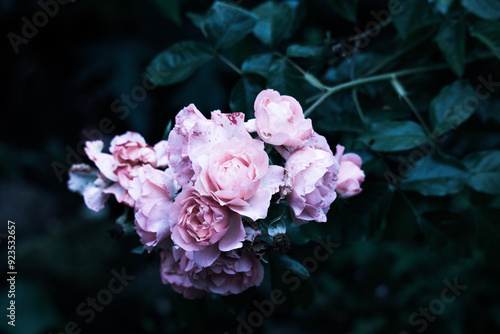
68;163;110;211
286;146;339;224
170;186;245;267
109;132;157;189
84;132;165;207
160;246;264;298
187;110;250;175
188;251;264;296
159;243;206;299
188;111;286;221
166;104;207;187
128;165;179;251
334;145;365;198
196;137;286;221
250;89;312;146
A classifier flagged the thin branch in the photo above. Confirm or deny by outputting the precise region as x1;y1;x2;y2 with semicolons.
277;52;329;92
217;53;242;75
303;52;495;118
351;88;366;124
304;63;449;118
391;76;433;138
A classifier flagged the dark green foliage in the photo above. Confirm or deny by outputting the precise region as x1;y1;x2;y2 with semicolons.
436;20;466;77
429;80;476;135
358;120;429;152
146;41;214;86
195;1;258;50
460;0;500;19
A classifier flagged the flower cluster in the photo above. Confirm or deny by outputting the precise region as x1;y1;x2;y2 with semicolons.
68;89;365;298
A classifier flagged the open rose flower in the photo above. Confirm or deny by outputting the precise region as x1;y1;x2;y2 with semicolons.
159;242;206;299
286;146;339;224
334;145;365;198
247;89;312;146
170;186;245;267
188;251;264;296
160;245;264;298
188;111;286;221
166;104;207;187
129;165;179;252
160;246;264;299
84;132;168;208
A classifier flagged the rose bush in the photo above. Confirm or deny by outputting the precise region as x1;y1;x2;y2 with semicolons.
68;89;365;299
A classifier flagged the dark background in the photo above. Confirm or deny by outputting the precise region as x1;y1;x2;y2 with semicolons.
2;0;500;333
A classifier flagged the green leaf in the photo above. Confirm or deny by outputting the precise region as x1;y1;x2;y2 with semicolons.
267;58;305;103
200;1;258;50
325;0;358;23
268;219;287;237
469;20;500;60
392;0;431;38
431;0;455;14
146;41;214;86
358;120;429;152
286;44;325;58
153;0;181;25
241;53;274;77
286;220;329;245
460;0;500;19
400;155;468;196
131;245;146;255
463;150;500;194
270;253;310;278
429;80;475;135
162;119;173;140
186;11;204;29
252;1;299;47
312;92;364;133
229;76;263;119
436;21;466;76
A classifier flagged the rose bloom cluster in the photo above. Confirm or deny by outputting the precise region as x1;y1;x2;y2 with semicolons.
68;89;365;298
